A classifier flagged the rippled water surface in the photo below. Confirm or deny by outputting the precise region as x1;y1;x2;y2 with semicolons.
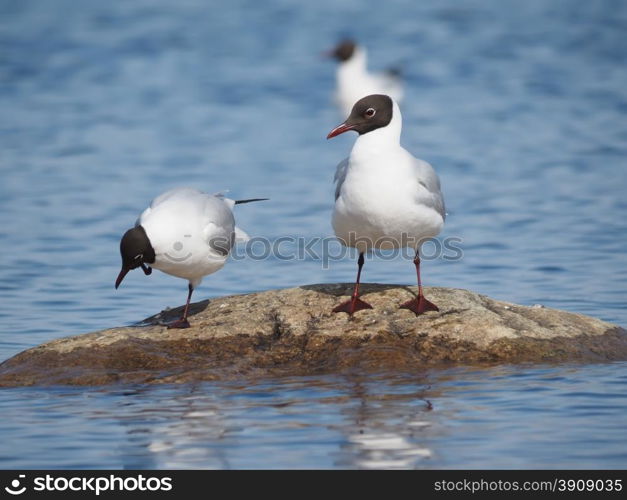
2;365;627;469
1;0;626;468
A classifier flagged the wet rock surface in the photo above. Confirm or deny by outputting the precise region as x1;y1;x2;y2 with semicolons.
1;284;626;386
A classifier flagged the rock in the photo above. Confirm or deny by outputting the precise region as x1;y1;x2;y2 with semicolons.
1;284;625;386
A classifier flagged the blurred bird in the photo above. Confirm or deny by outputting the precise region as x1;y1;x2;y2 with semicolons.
327;94;445;316
326;39;404;116
115;187;266;328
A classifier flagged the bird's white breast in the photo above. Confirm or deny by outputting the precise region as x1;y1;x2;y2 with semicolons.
333;149;443;252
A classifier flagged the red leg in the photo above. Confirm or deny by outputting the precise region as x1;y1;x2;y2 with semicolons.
333;252;373;316
400;252;439;315
167;284;193;329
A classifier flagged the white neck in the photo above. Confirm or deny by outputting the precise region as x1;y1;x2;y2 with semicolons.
337;47;368;82
350;100;403;162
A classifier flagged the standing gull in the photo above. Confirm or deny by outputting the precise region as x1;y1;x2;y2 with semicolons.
326;39;404;116
327;94;445;316
115;187;266;328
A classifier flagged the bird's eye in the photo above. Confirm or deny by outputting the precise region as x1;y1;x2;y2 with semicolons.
365;108;376;118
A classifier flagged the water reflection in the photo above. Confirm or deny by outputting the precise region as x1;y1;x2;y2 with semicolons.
334;375;435;469
114;385;232;469
98;373;442;469
1;363;626;468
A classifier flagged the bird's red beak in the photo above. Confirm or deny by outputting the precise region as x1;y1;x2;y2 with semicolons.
327;123;355;139
115;267;130;289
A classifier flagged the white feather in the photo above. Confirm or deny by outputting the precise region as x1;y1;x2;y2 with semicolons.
332;99;445;253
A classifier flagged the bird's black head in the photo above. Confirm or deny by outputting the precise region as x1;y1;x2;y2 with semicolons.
330;39;356;62
115;225;156;289
327;94;394;138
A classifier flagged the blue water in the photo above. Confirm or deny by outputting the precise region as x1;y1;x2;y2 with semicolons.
1;0;626;468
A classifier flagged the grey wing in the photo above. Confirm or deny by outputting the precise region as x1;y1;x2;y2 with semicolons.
333;157;349;200
414;158;446;221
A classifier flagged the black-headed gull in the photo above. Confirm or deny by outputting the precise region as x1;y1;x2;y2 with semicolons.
115;187;266;328
326;39;403;116
327;94;445;316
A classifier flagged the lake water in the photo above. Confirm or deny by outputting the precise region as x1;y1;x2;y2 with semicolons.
1;0;626;469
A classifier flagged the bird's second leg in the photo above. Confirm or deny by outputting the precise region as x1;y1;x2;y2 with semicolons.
400;252;439;315
333;252;373;316
167;284;193;329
